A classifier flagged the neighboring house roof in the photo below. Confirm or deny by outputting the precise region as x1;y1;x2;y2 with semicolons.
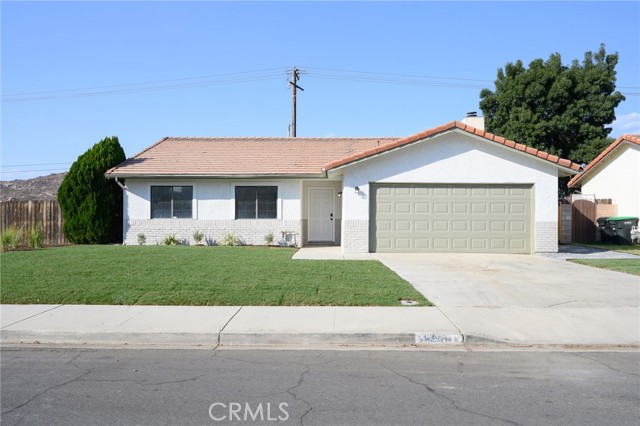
568;134;640;188
106;121;580;178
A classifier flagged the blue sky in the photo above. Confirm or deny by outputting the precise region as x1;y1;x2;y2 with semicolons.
2;1;639;180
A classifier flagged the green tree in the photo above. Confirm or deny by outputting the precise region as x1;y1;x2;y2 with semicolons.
58;136;126;244
479;44;625;164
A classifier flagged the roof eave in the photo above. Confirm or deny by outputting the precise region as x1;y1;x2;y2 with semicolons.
105;172;327;179
568;138;638;188
325;127;579;175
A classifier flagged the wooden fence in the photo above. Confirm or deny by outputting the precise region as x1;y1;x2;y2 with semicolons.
0;200;68;246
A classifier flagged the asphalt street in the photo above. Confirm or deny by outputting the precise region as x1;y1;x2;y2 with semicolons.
1;347;639;426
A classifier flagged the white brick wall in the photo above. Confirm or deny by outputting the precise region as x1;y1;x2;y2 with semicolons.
125;219;302;247
560;204;572;244
341;220;369;253
535;221;558;253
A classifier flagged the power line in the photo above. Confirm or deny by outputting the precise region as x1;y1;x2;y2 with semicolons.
2;71;286;103
308;73;485;89
0;162;71;168
4;65;638;103
0;168;68;175
303;66;494;83
2;67;287;97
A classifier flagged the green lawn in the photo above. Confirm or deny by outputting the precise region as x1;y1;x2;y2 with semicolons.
0;245;430;306
569;259;640;276
579;243;640;256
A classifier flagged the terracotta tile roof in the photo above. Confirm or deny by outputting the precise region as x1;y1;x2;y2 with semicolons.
106;121;581;178
106;137;399;177
324;121;581;172
568;134;640;188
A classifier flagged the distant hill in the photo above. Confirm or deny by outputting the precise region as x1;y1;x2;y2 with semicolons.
0;172;67;202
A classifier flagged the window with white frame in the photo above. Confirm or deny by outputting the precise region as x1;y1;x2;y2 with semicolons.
150;186;193;218
235;186;277;219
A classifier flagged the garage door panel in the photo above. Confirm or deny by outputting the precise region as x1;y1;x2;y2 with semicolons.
377;220;393;231
433;239;449;249
471;239;488;249
490;203;507;214
414;238;430;249
433;221;449;231
377;202;393;213
415;203;430;214
510;203;526;214
490;221;506;231
415;220;430;231
433;203;449;214
490;239;506;249
471;221;487;231
452;203;468;213
395;202;411;214
395;220;411;231
452;221;468;231
377;238;392;249
452;239;468;249
510;221;526;232
371;184;531;254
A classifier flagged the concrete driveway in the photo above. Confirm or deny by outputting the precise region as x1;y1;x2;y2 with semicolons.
375;253;638;308
375;253;640;345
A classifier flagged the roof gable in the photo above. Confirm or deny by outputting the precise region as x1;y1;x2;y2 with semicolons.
324;121;580;173
568;134;640;188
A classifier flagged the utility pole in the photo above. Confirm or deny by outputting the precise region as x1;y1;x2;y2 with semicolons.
288;67;304;138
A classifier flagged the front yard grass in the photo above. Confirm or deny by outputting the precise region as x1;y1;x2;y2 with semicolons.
569;259;640;276
0;245;430;306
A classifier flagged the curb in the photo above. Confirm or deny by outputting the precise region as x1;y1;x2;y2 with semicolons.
1;330;464;348
0;331;220;348
220;332;464;346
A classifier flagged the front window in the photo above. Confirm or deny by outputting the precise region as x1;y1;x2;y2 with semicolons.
235;186;277;219
151;186;193;218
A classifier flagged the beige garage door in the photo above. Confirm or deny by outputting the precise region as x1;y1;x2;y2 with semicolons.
370;184;532;253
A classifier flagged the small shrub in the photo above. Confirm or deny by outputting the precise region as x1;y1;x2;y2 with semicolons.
220;233;239;246
192;230;205;244
163;234;180;245
264;232;274;245
137;233;146;245
1;226;23;252
28;224;43;249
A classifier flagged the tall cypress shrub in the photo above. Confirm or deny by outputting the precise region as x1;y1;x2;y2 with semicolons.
58;136;126;244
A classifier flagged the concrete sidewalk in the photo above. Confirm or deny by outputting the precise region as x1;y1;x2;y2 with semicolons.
2;302;638;349
0;304;462;348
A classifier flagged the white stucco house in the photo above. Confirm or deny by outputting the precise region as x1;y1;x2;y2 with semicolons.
568;134;640;217
106;118;579;254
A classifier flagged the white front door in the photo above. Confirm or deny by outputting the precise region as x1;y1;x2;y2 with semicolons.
308;188;334;242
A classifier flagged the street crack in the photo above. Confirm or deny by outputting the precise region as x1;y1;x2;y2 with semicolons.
571;353;640;377
379;362;523;426
285;362;313;426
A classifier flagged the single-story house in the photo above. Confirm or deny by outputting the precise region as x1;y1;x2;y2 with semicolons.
106;118;579;254
568;134;640;217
